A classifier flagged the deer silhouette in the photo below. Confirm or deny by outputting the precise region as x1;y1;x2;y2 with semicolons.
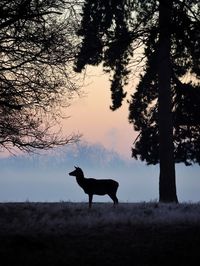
69;166;119;208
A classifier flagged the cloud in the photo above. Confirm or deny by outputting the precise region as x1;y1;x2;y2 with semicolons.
105;128;119;148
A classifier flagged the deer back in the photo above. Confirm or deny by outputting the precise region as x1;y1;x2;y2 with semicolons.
80;178;118;195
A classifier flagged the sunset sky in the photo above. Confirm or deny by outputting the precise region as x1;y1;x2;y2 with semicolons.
0;66;200;203
65;66;136;159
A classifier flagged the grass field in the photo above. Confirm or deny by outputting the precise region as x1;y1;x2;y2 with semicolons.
1;202;200;266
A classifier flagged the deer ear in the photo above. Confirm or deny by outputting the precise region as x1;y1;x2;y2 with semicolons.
74;165;78;169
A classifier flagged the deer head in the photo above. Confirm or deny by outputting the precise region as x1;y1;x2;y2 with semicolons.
69;166;83;177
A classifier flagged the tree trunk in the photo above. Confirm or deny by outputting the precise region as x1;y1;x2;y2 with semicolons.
158;0;178;203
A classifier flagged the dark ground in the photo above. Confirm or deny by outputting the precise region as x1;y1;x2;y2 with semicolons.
1;223;200;266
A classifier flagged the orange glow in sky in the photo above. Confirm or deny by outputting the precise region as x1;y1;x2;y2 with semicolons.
63;66;137;159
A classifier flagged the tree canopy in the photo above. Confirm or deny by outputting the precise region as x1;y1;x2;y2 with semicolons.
75;0;200;165
129;0;200;166
0;0;81;153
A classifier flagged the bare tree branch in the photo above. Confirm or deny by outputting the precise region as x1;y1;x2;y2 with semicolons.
0;0;82;153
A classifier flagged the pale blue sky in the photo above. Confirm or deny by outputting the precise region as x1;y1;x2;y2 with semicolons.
0;143;200;203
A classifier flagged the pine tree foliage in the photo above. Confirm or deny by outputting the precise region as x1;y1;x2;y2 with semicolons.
75;0;200;166
75;0;134;110
129;0;200;166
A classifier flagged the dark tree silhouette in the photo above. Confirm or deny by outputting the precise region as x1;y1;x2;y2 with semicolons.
129;0;199;202
74;0;200;202
0;0;81;153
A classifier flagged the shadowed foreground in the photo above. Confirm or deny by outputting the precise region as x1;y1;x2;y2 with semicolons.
1;202;200;266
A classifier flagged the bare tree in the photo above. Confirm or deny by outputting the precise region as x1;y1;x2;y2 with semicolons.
0;0;82;153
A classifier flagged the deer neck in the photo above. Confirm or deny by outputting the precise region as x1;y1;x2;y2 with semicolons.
76;173;85;187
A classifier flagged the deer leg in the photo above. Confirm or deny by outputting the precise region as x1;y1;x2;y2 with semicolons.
114;195;119;205
108;194;118;205
88;194;93;208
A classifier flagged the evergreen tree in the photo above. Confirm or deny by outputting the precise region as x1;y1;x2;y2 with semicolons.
75;0;200;202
